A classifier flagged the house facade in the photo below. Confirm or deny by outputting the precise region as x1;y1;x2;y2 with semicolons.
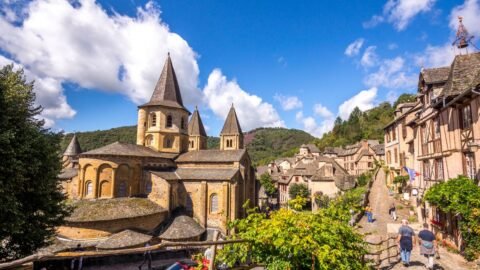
384;52;480;249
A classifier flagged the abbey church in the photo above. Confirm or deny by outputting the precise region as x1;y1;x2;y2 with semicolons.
58;55;256;242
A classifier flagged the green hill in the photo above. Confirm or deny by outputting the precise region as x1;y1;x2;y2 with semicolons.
314;93;416;150
61;127;314;166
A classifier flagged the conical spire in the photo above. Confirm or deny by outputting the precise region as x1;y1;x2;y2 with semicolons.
220;104;242;135
188;107;207;136
142;54;186;109
64;134;82;156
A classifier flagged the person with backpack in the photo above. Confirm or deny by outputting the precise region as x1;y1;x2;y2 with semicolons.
418;223;438;270
389;203;397;221
396;219;416;267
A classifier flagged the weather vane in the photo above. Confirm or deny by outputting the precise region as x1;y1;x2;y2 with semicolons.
452;16;474;51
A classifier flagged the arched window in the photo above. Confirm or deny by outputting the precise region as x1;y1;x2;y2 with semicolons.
181;117;185;129
164;136;173;148
118;181;127;197
85;181;93;196
166;115;173;128
145;181;152;194
145;135;154;146
210;193;219;213
150;113;157;127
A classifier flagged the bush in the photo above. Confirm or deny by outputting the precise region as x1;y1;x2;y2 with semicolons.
357;173;370;187
288;183;310;199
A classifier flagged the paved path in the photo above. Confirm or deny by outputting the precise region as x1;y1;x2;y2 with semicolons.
358;171;476;270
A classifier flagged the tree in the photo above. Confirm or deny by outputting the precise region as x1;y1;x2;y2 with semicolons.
288;183;309;199
393;93;416;109
0;65;71;260
217;198;368;269
259;173;277;197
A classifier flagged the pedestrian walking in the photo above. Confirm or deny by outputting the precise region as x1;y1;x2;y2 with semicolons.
70;244;84;270
138;241;152;270
418;223;438;270
389;203;397;221
365;205;373;223
396;219;416;267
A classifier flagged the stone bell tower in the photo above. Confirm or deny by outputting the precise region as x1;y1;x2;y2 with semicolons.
220;104;244;150
136;54;190;154
188;107;207;151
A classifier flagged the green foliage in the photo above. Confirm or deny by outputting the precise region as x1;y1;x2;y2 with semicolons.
356;173;371;187
393;93;416;109
393;175;409;189
314;93;416;150
288;183;310;199
313;192;331;209
246;128;315;166
288;196;309;211
424;176;480;260
259;173;277;196
0;65;71;260
217;207;368;270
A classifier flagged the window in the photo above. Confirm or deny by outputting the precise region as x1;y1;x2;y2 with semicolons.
118;181;127;197
392;126;396;141
387;151;391;164
423;161;430;180
435;159;444;180
394;148;398;163
164;136;173;148
295;176;299;182
145;181;152;194
85;181;93;196
434;116;440;139
181;117;185;129
368;162;373;168
166;115;173;128
150;113;157;127
145;135;154;146
189;140;194;148
464;152;476;180
460;104;472;129
210;193;219;213
350;163;354;170
402;119;407;139
386;131;391;143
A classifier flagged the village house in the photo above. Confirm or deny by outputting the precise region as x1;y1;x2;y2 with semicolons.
58;55;256;247
384;48;480;249
256;144;355;210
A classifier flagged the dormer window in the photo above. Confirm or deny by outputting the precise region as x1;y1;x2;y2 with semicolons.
181;117;185;129
166;115;173;128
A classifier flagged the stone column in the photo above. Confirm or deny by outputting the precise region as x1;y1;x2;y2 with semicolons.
94;167;99;199
199;181;207;228
137;108;147;145
230;182;238;222
222;181;229;224
78;165;84;199
111;167;117;198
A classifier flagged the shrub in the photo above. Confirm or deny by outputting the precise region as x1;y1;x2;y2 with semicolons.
288;183;310;199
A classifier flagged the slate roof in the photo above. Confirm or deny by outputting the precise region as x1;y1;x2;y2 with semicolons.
159;215;205;240
151;168;238;180
188;107;207;136
372;144;385;155
58;167;78;179
80;142;177;159
355;149;373;162
421;67;450;85
139;55;188;112
96;230;152;250
64;134;82;156
176;149;246;163
220;105;243;135
66;198;166;222
305;144;320;153
442;52;480;97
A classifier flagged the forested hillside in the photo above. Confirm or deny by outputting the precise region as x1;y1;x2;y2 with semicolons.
61;127;314;166
314;93;416;150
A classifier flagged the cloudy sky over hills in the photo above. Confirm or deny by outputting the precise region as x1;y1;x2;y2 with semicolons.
0;0;479;136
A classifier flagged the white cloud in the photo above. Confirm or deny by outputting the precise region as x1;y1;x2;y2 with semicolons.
414;44;456;68
274;94;303;111
313;104;334;119
344;38;364;57
364;0;436;31
295;111;304;122
360;46;378;68
338;87;378;120
296;115;335;138
203;69;285;131
450;0;480;38
388;43;398;50
364;57;417;89
0;0;201;126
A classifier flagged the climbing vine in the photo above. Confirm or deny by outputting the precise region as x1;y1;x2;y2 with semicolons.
424;176;480;260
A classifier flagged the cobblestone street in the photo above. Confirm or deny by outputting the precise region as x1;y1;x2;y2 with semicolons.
358;171;476;270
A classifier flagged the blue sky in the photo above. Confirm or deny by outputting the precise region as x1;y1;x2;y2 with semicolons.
1;0;479;137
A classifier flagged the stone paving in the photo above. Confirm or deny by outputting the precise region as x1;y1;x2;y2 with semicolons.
358;171;476;270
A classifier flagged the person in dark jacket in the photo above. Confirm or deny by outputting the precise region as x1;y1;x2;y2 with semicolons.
418;223;438;270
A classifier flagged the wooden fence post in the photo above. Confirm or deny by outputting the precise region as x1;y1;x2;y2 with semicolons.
209;231;219;270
